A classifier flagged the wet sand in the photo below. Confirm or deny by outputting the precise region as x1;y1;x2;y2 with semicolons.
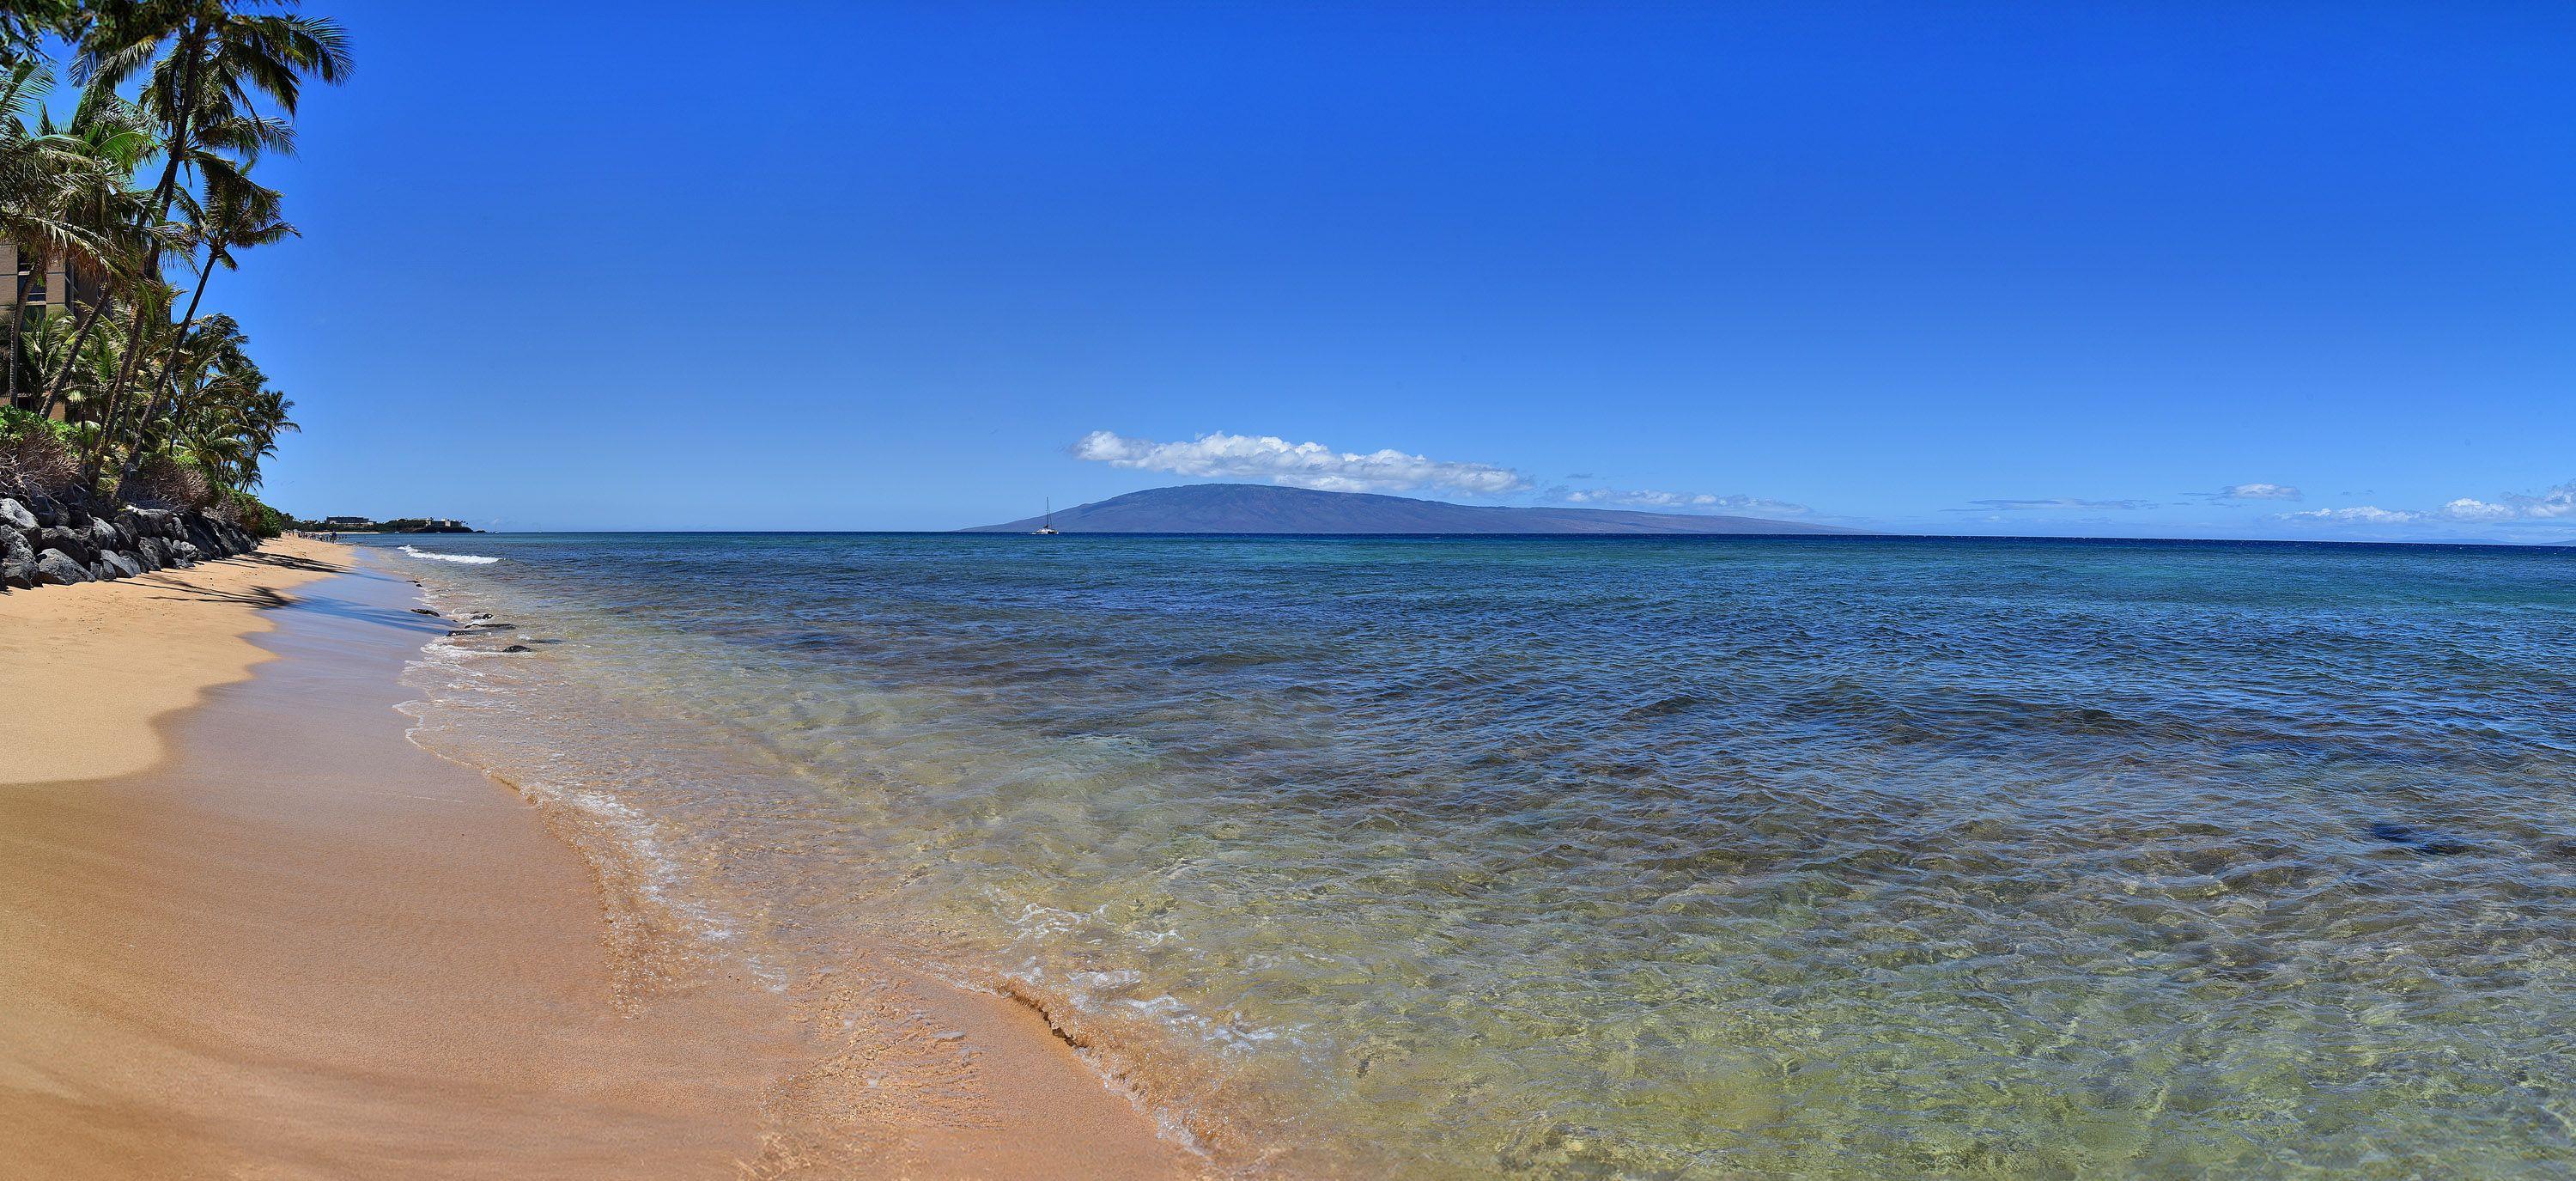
0;543;1198;1178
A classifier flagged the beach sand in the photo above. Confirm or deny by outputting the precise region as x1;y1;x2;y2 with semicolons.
0;540;1199;1179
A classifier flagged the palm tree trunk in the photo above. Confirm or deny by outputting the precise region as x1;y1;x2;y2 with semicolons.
34;293;104;414
84;18;204;495
112;265;213;498
40;186;125;415
82;301;154;484
85;288;172;488
6;285;23;414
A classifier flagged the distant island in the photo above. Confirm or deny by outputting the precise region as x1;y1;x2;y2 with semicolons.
295;515;479;534
964;484;1862;535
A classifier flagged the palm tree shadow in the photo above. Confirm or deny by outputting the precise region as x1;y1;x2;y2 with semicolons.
135;550;348;610
139;576;294;609
237;550;346;575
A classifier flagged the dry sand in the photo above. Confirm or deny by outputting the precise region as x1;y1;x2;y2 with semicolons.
0;536;349;784
0;541;1201;1179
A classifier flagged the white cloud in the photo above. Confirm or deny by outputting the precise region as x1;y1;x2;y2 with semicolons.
2437;497;2518;522
2278;479;2576;529
2281;506;2422;524
2452;480;2576;520
1072;430;1531;496
2220;483;2302;502
1558;488;1812;515
1953;497;2154;512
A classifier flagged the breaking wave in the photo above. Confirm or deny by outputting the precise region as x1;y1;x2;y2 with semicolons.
399;544;501;564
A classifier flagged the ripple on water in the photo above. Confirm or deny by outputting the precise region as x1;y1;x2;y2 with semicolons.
368;535;2576;1179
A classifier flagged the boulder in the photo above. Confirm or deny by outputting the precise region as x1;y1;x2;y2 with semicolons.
136;536;169;570
97;551;143;580
170;539;203;566
32;548;89;585
0;497;33;531
27;495;65;527
3;530;33;589
124;507;180;540
86;516;119;551
38;525;93;564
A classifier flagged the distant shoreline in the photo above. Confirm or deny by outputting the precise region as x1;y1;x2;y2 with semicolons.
380;528;2576;551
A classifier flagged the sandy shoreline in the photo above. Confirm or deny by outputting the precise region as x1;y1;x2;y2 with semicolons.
0;541;1199;1178
0;537;349;786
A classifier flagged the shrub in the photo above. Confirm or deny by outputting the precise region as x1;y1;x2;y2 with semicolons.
244;498;285;538
0;407;78;499
125;454;215;511
203;490;284;538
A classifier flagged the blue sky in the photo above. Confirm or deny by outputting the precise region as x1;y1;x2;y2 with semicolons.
217;1;2574;538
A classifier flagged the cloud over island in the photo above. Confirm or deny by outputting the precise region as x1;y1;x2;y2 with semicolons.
1556;488;1813;516
1073;430;1532;496
1072;430;1812;518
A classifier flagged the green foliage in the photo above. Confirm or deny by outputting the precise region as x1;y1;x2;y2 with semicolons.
0;403;70;442
1;1;347;512
224;489;283;537
0;402;76;494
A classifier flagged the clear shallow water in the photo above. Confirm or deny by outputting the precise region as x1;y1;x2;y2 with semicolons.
367;533;2576;1178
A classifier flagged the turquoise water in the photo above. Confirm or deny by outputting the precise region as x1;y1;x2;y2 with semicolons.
371;534;2576;1178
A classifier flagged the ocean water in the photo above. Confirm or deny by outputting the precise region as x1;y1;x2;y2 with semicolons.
366;533;2576;1178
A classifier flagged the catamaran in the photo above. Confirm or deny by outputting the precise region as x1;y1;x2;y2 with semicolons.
1034;498;1059;534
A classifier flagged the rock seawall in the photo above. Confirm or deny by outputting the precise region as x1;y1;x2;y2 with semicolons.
0;494;261;590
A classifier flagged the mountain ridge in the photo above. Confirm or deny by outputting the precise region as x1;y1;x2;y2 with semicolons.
963;484;1862;535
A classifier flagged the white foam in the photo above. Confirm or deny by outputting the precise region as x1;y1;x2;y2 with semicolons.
389;581;783;990
400;544;501;564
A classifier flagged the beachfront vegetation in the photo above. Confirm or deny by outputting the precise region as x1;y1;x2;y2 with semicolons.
0;0;345;530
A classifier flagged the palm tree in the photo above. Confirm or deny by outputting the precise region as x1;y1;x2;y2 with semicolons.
112;160;286;492
74;0;347;485
51;270;149;419
0;3;80;73
76;0;349;223
27;87;161;416
0;56;69;411
0;4;344;517
145;316;290;496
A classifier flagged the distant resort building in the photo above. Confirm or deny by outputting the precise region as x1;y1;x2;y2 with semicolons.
0;241;106;319
322;516;374;527
2;241;109;420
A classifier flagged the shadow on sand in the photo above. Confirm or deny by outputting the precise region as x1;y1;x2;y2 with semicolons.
136;549;346;608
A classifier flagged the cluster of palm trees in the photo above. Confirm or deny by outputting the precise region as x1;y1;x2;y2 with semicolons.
0;0;345;516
